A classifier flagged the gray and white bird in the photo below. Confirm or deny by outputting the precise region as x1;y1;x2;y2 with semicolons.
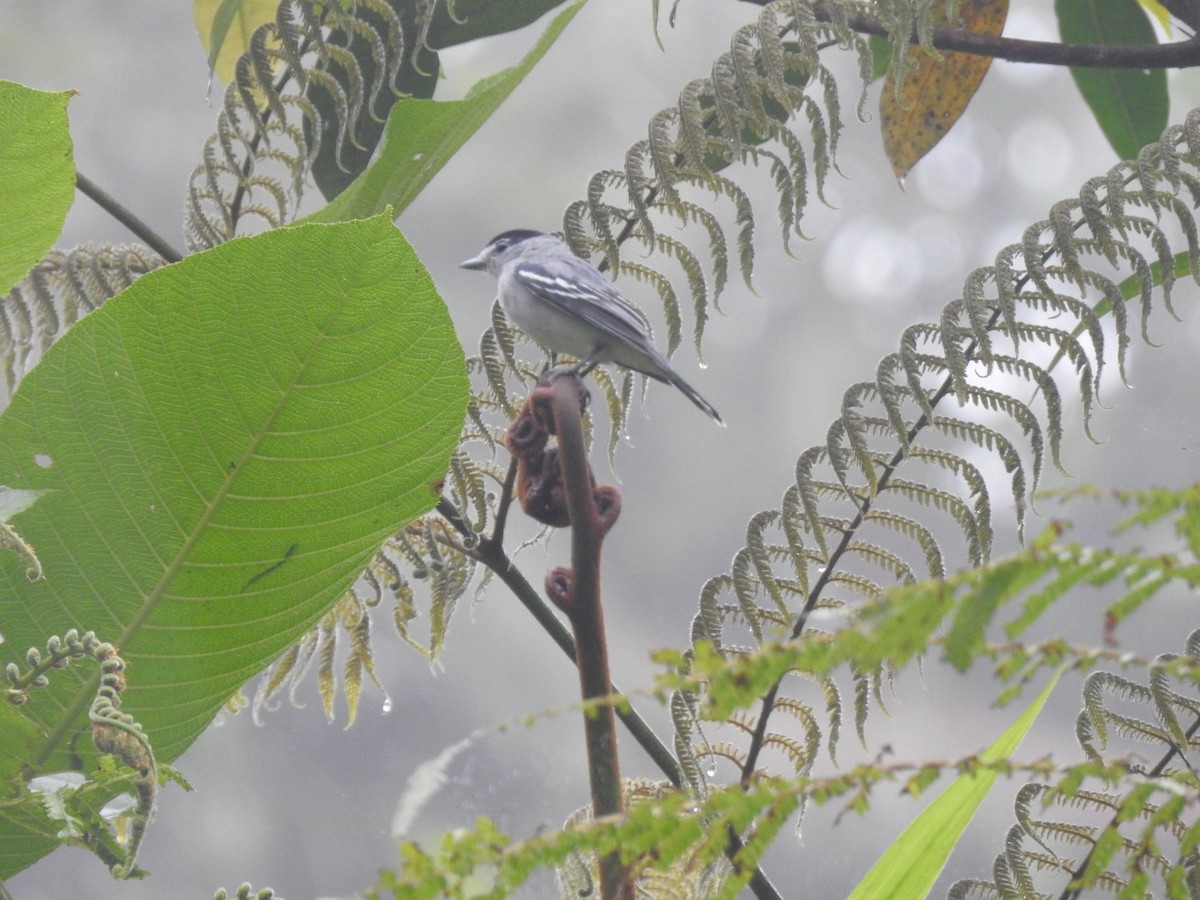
461;230;723;425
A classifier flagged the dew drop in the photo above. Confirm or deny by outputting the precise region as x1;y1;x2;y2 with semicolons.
381;696;393;714
33;454;53;469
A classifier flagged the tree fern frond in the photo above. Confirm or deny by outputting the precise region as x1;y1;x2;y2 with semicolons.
699;740;750;770
864;509;945;579
672;684;708;795
184;0;443;249
693;576;732;651
768;695;821;774
677;78;717;172
677;170;757;289
617;259;681;357
907;447;992;554
844;540;916;586
623;139;659;244
653;233;709;357
1;244;163;398
970;630;1200;897
589;364;633;471
816;671;844;762
945;880;1003;900
731;548;770;643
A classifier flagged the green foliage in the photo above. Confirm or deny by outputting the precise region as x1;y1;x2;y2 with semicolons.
307;0;571;201
306;1;586;224
187;0;577;248
0;82;75;294
213;883;283;900
0;217;468;876
370;780;799;899
1057;0;1169;160
3;635;160;878
7;0;1200;896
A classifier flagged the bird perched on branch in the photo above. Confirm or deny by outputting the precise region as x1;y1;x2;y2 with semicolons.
461;230;724;425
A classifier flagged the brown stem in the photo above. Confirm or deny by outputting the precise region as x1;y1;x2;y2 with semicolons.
436;495;684;785
547;374;631;900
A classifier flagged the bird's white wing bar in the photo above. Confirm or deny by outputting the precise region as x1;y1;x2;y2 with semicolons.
515;263;654;349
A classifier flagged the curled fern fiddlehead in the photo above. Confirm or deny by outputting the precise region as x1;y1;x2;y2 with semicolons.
6;632;157;878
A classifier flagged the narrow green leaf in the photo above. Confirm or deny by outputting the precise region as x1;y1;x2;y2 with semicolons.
307;1;586;223
0;82;75;294
0;216;468;877
868;34;892;82
848;671;1062;899
1056;0;1168;160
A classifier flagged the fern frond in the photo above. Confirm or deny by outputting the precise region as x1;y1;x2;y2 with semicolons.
184;0;438;249
971;629;1200;897
1;244;163;398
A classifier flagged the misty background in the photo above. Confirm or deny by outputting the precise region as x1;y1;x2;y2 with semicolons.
4;1;1200;897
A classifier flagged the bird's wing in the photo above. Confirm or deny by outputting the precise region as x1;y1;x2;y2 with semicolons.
511;258;655;350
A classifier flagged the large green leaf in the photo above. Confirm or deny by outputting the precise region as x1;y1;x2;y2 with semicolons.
0;81;75;294
308;0;585;223
848;671;1061;899
0;216;468;877
1056;0;1168;160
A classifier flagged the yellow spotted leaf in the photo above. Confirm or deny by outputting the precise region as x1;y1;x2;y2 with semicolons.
881;0;1009;180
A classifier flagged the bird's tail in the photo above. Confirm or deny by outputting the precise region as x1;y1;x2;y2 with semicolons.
668;371;725;426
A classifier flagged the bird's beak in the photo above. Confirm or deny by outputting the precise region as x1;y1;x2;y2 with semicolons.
459;253;487;271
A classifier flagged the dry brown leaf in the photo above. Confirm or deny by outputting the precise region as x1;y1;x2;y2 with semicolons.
880;0;1009;180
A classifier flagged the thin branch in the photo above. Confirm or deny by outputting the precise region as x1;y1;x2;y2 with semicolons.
490;457;518;548
736;0;1200;69
75;172;183;263
435;495;684;786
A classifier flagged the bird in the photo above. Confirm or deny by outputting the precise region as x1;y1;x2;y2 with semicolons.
461;230;723;425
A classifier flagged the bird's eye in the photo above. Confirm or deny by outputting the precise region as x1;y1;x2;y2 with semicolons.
494;239;510;252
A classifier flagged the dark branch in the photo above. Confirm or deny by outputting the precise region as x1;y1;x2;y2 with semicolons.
75;172;183;264
737;0;1200;69
436;495;684;786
